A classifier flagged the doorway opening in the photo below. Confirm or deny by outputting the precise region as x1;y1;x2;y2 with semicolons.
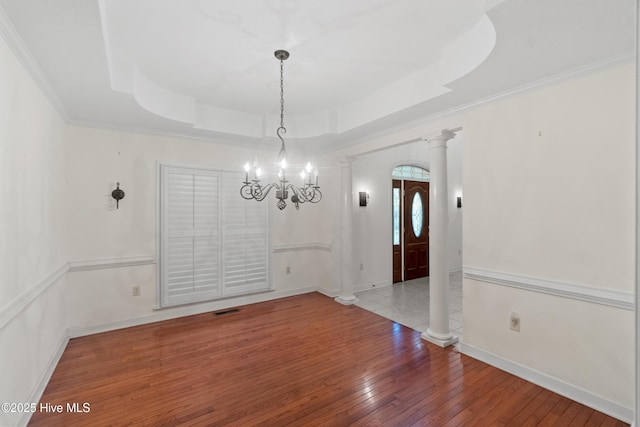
392;165;430;283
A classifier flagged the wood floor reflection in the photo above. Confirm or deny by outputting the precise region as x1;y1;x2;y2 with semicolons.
30;293;627;426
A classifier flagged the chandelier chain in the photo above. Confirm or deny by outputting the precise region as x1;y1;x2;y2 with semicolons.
280;58;285;129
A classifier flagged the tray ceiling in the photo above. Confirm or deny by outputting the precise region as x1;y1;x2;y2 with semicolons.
0;0;634;152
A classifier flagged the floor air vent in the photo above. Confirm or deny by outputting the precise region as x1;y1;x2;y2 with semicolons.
213;308;239;316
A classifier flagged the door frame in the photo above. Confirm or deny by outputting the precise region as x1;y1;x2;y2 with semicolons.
403;180;430;280
391;163;430;283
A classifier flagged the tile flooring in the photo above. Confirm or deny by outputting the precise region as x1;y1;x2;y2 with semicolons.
355;272;463;341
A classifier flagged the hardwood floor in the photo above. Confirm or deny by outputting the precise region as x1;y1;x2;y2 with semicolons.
29;293;627;426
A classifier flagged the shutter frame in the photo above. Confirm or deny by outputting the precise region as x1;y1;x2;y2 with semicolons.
159;165;270;307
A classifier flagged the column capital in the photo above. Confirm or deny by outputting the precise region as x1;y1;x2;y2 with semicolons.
339;156;357;165
424;129;458;146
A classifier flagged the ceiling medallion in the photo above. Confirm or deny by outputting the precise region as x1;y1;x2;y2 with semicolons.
241;50;322;210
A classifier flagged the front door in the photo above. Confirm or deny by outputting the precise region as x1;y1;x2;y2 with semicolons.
403;180;429;280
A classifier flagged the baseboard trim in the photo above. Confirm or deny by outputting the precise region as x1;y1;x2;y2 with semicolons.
272;243;332;253
316;287;338;298
354;280;392;293
459;342;633;424
68;286;315;338
0;263;68;331
464;267;634;310
19;332;69;427
68;255;156;272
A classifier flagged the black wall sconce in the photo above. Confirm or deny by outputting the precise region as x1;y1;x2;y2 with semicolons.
112;182;125;209
456;196;462;208
359;191;369;207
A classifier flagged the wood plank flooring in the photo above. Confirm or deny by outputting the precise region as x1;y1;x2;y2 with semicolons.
29;293;628;426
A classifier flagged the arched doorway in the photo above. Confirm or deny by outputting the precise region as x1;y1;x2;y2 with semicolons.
392;165;430;283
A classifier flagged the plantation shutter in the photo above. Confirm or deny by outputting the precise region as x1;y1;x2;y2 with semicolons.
222;174;269;296
160;166;269;307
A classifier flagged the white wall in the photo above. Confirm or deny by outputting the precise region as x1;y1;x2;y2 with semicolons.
63;126;331;333
0;34;68;427
461;62;635;417
325;61;635;420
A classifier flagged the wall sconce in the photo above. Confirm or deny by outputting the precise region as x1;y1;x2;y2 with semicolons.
112;182;125;209
359;191;370;207
456;196;462;209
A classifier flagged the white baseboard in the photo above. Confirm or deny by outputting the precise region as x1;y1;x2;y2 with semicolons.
460;342;633;424
316;287;338;298
68;286;316;338
19;333;69;427
354;280;392;293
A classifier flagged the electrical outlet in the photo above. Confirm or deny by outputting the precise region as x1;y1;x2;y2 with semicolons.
132;286;141;297
359;263;363;271
285;266;291;274
510;312;520;332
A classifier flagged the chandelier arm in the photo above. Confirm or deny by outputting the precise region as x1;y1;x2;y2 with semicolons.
301;185;322;203
287;184;321;204
310;188;322;203
252;182;280;201
240;182;280;202
287;184;308;203
240;183;255;200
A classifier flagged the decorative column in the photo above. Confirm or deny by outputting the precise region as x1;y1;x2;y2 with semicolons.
335;157;358;305
422;130;458;347
635;3;640;425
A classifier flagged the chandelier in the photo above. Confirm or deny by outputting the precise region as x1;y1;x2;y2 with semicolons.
241;50;321;210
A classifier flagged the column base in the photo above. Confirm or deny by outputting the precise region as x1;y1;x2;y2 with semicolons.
421;328;459;347
334;296;358;306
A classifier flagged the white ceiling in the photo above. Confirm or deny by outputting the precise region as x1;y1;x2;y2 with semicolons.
0;0;635;153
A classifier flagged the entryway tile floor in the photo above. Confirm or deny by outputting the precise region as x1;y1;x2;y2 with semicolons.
355;272;463;341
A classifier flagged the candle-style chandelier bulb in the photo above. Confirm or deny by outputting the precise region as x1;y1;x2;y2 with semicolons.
240;49;322;210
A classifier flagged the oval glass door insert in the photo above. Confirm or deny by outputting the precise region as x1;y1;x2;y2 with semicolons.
412;192;423;237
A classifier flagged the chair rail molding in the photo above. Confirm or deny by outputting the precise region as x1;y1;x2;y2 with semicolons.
272;242;332;253
464;267;634;310
0;263;68;331
68;255;156;272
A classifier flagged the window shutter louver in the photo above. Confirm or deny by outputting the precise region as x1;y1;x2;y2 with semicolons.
160;166;269;307
221;173;269;296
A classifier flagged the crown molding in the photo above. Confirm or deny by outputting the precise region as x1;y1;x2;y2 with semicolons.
334;51;634;157
0;4;69;122
62;51;634;156
0;0;631;156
